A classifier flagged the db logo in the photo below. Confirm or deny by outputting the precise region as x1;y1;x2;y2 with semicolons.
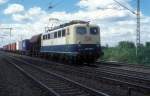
85;36;92;41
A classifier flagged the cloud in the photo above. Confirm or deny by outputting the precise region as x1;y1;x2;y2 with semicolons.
77;0;114;10
0;0;8;4
4;4;24;15
12;7;46;22
1;0;150;47
12;14;29;22
77;0;132;11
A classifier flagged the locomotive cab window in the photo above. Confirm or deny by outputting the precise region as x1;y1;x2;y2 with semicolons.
90;27;99;35
76;27;86;35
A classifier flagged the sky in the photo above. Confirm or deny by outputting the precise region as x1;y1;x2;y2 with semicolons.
0;0;150;46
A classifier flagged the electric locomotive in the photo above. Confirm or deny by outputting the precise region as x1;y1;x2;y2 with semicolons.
40;20;103;63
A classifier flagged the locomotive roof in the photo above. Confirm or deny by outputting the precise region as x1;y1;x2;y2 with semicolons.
46;20;89;32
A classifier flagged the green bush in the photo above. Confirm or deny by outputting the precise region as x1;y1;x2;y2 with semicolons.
101;41;150;65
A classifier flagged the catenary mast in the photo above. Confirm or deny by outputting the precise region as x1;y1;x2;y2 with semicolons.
136;0;140;56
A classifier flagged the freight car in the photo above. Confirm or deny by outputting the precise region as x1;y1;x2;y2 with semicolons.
3;39;30;55
3;43;16;52
10;43;16;52
16;39;30;55
29;34;41;56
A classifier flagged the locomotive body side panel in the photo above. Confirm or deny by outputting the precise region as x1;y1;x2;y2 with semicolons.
40;25;76;53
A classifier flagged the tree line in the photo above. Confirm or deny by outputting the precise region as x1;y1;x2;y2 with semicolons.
102;41;150;65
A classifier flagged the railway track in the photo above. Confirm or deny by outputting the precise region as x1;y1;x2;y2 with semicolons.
0;58;55;96
14;54;150;85
6;56;109;96
98;60;150;70
7;54;150;96
95;62;150;80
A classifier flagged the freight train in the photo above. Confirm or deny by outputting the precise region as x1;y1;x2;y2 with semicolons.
2;20;103;64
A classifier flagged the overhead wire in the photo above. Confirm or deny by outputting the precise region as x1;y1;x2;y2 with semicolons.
112;0;136;14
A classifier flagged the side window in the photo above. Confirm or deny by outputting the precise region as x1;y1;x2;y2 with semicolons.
51;33;54;39
76;27;86;35
90;27;99;35
48;34;50;39
43;35;47;40
58;30;61;38
54;32;57;38
62;29;66;37
43;35;45;40
45;35;48;39
67;28;70;35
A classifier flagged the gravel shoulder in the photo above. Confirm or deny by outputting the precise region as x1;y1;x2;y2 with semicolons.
0;54;47;96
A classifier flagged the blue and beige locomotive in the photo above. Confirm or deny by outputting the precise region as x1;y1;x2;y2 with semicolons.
40;20;103;63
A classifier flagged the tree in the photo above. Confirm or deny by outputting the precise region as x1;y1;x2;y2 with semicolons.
118;41;135;48
146;42;150;48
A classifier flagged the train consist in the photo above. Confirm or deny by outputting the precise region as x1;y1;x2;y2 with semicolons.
2;20;103;64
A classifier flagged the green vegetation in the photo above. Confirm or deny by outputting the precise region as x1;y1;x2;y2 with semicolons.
102;41;150;66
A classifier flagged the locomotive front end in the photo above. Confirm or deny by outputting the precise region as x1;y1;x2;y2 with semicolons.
74;24;103;63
